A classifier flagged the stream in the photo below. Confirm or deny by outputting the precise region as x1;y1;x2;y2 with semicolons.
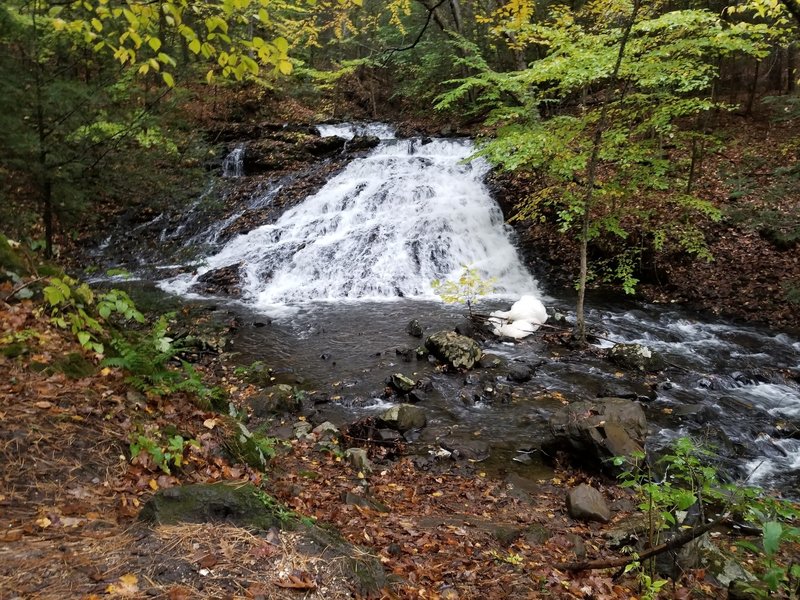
94;123;800;493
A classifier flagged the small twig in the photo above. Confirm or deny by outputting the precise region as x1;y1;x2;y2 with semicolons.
4;276;48;303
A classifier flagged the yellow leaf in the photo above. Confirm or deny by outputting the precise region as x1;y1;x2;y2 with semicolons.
203;418;217;429
149;479;159;491
35;517;52;529
100;367;112;376
106;573;139;596
277;59;292;75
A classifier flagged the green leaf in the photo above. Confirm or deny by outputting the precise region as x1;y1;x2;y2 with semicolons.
77;331;91;347
162;72;174;87
763;521;783;556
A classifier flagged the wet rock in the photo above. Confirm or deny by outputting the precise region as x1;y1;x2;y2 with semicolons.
139;482;284;529
380;404;427;433
598;381;657;402
417;378;434;392
406;319;424;338
425;330;482;370
507;364;533;383
454;320;476;338
407;389;428;403
345;448;373;473
304;135;347;156
549;398;647;468
566;484;611;523
478;354;505;369
438;438;491;462
194;262;243;297
608;343;666;372
347;135;380;152
388;373;416;394
378;429;403;443
247;384;300;416
395;347;416;362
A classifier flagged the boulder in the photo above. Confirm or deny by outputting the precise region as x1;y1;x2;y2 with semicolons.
380;404;427;433
549;398;647;467
608;343;666;372
425;330;482;370
566;484;611;523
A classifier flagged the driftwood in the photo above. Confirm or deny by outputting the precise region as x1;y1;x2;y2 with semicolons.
556;512;728;572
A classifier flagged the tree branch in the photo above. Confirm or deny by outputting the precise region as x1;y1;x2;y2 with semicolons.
382;0;448;62
557;512;728;572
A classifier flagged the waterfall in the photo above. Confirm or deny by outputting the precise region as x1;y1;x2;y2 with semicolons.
222;145;245;178
163;129;540;308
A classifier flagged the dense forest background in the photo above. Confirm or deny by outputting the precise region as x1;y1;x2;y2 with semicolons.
1;0;799;329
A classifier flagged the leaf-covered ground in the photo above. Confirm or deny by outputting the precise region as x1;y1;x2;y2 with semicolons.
4;296;783;600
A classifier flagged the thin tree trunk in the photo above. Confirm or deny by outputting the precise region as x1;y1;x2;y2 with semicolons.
31;0;54;258
575;0;641;343
746;60;760;115
788;43;796;93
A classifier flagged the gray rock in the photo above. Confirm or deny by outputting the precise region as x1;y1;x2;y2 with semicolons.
312;421;340;439
566;484;611;523
247;383;299;417
454;320;475;338
380;403;427;433
549;398;647;468
407;389;428;403
608;343;666;372
406;319;424;338
425;330;482;370
345;448;373;473
293;421;313;439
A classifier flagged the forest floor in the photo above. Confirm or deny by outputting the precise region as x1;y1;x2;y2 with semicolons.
1;296;766;600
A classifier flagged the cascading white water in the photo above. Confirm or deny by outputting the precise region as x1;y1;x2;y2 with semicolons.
222;145;245;178
164;129;540;308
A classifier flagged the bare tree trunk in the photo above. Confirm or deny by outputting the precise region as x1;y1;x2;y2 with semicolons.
746;59;760;115
575;0;641;343
789;43;797;93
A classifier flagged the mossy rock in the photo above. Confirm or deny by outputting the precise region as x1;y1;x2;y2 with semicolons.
139;482;290;529
139;482;389;597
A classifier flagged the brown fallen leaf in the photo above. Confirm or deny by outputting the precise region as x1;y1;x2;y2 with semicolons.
198;553;219;569
275;571;317;590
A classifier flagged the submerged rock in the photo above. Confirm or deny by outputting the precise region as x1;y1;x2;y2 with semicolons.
425;330;482;370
